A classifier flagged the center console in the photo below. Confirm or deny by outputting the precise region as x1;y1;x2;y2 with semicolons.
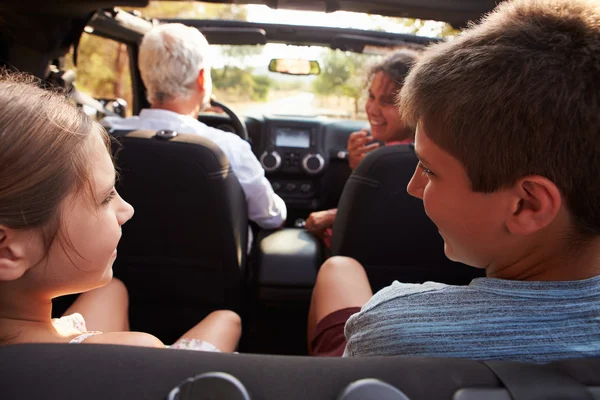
256;228;322;302
258;118;328;208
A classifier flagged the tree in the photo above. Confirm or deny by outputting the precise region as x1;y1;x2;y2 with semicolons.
217;45;265;79
64;33;133;112
251;75;273;101
212;67;273;102
122;3;248;20
312;50;372;116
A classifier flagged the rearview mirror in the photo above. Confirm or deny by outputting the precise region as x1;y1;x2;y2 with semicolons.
268;58;320;75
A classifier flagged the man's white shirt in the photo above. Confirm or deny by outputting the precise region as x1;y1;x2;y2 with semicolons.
102;109;287;229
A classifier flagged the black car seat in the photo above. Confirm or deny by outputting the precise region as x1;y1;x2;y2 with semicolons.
109;129;248;344
332;144;484;293
1;344;599;400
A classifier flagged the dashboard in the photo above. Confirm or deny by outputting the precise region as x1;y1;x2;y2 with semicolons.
200;114;369;214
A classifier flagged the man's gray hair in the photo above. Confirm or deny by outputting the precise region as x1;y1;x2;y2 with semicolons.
139;23;211;104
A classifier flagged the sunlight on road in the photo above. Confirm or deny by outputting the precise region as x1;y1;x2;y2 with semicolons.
245;92;315;116
240;92;353;119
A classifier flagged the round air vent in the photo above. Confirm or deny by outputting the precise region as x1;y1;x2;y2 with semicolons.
260;151;282;172
302;153;325;174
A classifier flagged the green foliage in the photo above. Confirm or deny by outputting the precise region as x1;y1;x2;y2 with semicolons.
251;75;273;101
276;80;309;92
212;67;273;102
64;2;255;111
312;50;373;115
123;2;248;20
65;34;133;113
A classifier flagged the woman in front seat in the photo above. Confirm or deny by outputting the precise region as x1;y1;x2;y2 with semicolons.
0;75;240;352
305;49;419;243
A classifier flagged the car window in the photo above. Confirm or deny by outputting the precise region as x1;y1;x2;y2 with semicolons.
210;44;383;120
64;33;134;117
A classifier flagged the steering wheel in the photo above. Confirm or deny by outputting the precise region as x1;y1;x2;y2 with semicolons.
209;99;250;142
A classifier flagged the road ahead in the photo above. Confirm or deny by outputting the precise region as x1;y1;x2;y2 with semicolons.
245;92;316;115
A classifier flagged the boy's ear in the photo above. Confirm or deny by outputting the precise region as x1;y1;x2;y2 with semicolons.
505;176;562;236
0;226;33;281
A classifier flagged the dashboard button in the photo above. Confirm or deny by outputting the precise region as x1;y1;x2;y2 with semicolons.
271;181;281;191
285;183;297;192
300;183;312;192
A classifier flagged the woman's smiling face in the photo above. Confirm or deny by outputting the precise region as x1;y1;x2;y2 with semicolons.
365;71;410;143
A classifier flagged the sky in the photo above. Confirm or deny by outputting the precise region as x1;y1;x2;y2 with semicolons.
244;5;449;37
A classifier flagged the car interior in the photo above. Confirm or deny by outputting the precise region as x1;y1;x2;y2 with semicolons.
1;1;599;399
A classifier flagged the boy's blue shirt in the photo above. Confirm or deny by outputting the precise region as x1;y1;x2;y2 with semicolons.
344;275;600;363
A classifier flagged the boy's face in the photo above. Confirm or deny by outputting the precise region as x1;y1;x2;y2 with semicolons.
407;124;514;268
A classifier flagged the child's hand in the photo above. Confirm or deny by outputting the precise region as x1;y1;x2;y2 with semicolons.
347;129;381;170
305;209;338;239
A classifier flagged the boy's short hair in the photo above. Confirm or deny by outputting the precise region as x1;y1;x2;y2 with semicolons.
400;0;600;237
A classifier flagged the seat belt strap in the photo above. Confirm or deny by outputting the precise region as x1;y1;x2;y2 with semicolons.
483;360;593;400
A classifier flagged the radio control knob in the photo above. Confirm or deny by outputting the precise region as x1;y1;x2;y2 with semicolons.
302;153;325;174
260;151;281;172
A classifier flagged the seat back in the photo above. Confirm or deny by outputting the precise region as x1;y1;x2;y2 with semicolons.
110;130;248;343
332;145;483;292
2;344;599;400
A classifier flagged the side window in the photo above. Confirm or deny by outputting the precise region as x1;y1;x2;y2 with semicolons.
65;33;133;117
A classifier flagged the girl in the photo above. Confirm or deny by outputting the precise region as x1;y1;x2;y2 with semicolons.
0;75;241;352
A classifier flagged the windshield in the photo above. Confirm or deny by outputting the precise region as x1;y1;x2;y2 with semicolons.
136;1;456;120
209;44;383;119
69;1;457;120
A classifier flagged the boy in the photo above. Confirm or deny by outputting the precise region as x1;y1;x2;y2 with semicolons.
308;0;600;363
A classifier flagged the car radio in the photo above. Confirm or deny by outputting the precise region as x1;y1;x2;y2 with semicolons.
260;125;325;175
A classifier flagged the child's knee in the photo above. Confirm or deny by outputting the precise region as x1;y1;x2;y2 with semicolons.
317;256;365;283
106;278;129;304
208;310;242;331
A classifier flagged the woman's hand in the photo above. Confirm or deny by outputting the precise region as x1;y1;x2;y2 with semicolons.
305;208;338;239
347;129;380;170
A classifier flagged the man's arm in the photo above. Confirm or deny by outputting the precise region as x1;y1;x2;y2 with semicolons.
231;140;287;229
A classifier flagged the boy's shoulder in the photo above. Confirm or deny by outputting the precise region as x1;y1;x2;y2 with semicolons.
359;276;600;316
360;280;462;314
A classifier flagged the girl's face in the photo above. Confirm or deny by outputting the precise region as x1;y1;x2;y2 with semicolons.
32;130;134;297
365;71;410;143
